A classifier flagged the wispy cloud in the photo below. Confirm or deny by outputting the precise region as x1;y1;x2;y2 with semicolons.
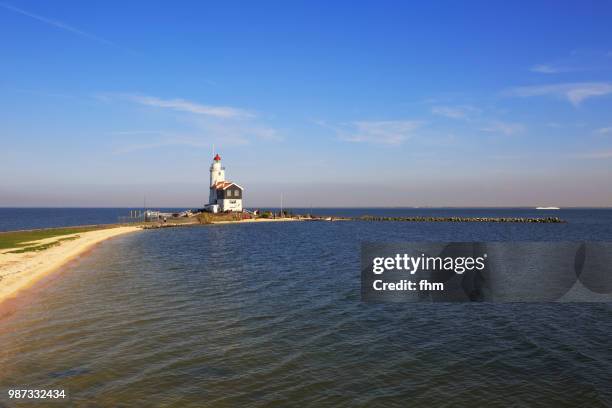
113;124;282;154
112;122;282;154
319;120;422;145
505;82;612;106
595;127;612;135
480;121;524;136
109;130;165;136
190;118;282;142
530;50;612;75
431;105;480;120
530;64;570;74
0;2;124;50
108;93;281;153
120;94;255;119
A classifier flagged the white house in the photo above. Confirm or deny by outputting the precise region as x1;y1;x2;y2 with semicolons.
205;153;243;213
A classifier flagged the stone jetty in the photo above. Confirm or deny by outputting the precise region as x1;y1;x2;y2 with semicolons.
355;215;565;223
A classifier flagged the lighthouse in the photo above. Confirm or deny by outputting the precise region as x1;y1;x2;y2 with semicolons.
205;153;243;213
209;153;225;204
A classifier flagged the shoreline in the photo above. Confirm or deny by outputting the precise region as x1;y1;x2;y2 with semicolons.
0;226;141;307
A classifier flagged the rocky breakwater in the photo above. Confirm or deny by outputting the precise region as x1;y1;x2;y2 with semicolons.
357;216;565;223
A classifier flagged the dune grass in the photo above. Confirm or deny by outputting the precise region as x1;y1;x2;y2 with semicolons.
196;212;243;224
0;226;108;251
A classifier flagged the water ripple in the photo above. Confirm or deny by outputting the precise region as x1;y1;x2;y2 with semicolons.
1;221;611;407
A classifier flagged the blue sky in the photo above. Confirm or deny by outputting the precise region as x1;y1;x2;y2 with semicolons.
1;1;611;207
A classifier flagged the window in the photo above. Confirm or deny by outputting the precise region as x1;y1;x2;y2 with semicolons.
227;190;232;197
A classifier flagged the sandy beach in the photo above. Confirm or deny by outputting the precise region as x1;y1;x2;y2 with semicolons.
0;226;141;306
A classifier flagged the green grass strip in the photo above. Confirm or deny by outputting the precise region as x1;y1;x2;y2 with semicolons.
0;226;109;250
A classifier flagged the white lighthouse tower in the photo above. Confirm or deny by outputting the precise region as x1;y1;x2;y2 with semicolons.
205;153;244;213
209;153;225;204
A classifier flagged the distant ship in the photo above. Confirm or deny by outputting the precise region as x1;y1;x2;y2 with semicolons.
536;206;560;210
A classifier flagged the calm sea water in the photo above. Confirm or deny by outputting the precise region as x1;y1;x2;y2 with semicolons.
1;209;612;407
0;208;189;232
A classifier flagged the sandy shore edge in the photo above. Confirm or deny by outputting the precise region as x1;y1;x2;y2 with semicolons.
0;226;141;306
